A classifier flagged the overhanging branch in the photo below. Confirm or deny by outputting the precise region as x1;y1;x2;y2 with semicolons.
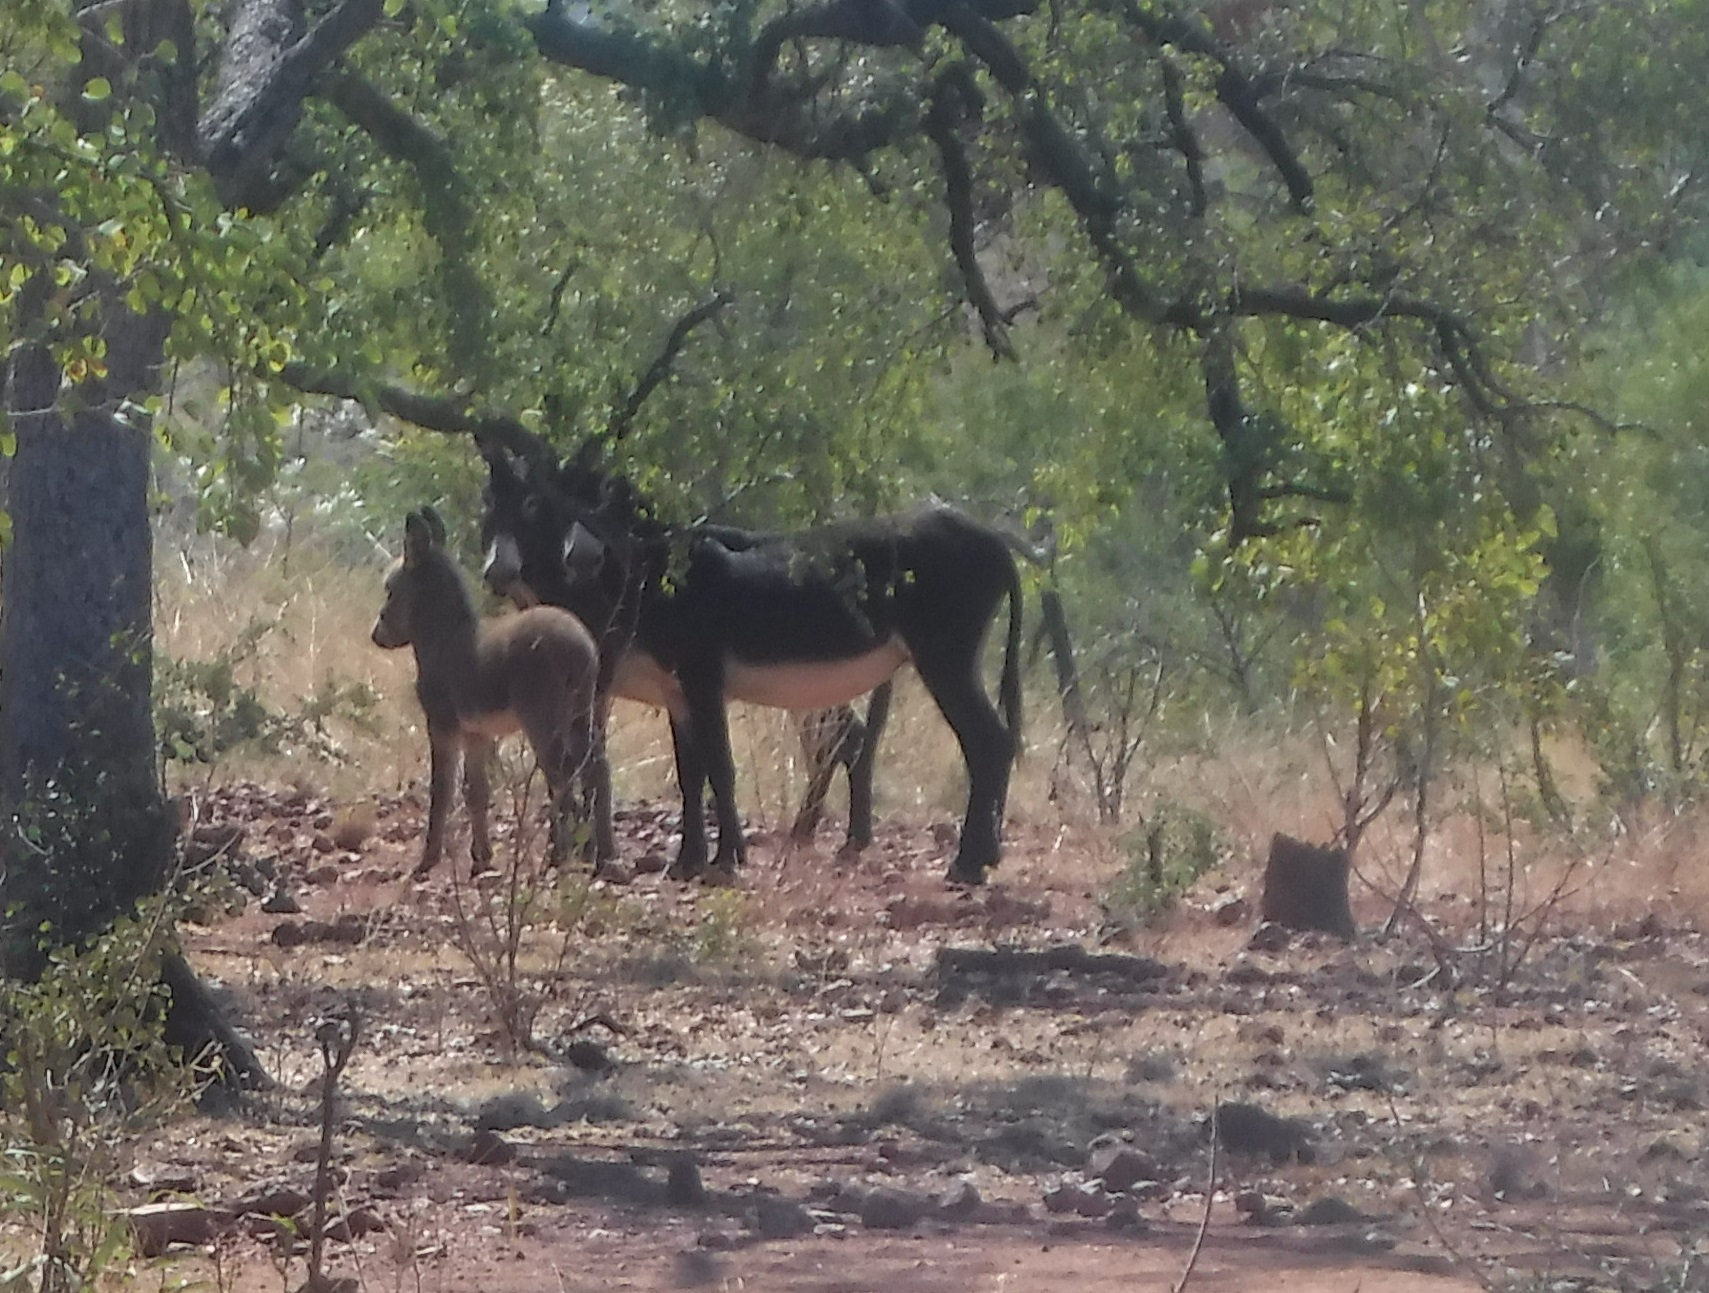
199;0;385;210
319;73;493;379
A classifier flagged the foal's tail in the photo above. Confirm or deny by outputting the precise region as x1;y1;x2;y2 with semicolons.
999;560;1024;757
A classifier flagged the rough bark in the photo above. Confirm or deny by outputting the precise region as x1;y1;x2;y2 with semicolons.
0;0;387;1083
0;284;172;975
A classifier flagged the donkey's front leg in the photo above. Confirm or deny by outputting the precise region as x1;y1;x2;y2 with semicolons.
463;734;496;873
415;728;462;878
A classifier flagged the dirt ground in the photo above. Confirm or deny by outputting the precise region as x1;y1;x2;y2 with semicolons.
138;780;1709;1292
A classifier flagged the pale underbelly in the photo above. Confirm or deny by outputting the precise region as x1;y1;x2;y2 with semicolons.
463;709;522;739
724;641;909;710
611;641;908;719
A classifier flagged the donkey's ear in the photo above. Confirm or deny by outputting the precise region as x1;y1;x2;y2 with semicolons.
403;508;438;563
420;505;449;546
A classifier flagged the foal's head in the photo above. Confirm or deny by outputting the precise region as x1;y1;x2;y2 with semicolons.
372;506;477;651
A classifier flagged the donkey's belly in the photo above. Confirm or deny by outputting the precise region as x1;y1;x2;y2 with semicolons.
464;709;522;739
613;651;689;717
725;641;908;711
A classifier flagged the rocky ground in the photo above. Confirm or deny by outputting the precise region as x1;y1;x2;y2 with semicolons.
123;781;1709;1291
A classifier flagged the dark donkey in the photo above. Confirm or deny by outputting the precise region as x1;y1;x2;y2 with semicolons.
372;506;616;880
479;451;1024;885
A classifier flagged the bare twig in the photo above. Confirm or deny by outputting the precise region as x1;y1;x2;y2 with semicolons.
307;1000;362;1292
1172;1100;1220;1293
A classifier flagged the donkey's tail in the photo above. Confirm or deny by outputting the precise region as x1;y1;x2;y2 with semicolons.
1000;560;1024;756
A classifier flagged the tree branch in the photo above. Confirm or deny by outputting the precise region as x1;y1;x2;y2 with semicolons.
1118;0;1313;214
198;0;385;210
278;363;549;466
318;72;493;378
526;0;920;163
926;65;1015;360
608;290;734;443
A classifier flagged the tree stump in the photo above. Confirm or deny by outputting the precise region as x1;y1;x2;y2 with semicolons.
1258;833;1355;939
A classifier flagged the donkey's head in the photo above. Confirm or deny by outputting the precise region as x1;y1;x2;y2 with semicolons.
372;506;466;650
480;447;643;609
480;448;562;606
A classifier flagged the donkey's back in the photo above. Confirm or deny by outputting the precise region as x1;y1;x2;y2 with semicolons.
461;607;599;737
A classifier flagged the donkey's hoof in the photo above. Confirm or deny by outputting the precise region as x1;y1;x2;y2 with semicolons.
945;862;987;888
411;859;440;881
665;858;705;883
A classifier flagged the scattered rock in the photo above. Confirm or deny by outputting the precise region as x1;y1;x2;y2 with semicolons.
269;913;366;947
262;888;302;915
303;863;341;886
1042;1182;1079;1215
1212;1101;1315;1163
463;1129;516;1166
935;1180;981;1221
1246;922;1291;954
474;1091;555;1131
1086;1142;1157;1193
748;1196;815;1239
666;1155;708;1207
226;1184;312;1220
1209;893;1249;926
128;1165;199;1198
1234;1189;1291;1225
1104;1196;1146;1232
564;1038;615;1074
1296;1195;1370;1226
1070;1183;1112;1218
859;1187;930;1230
330;803;377;851
320;1207;387;1242
128;1202;226;1256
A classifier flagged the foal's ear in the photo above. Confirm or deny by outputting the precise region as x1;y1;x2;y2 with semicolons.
403;507;441;564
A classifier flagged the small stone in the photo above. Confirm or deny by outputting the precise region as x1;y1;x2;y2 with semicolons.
262;888;301;915
321;1207;387;1241
1104;1197;1146;1232
1072;1184;1112;1218
1086;1143;1157;1193
749;1197;815;1239
859;1187;929;1230
667;1155;707;1207
227;1184;312;1219
1210;893;1249;926
128;1165;199;1197
1042;1183;1078;1215
1247;922;1290;953
463;1129;515;1166
128;1202;225;1256
1296;1196;1368;1226
935;1180;981;1221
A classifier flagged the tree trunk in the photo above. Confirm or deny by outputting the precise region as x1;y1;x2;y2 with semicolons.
0;288;264;1084
0;291;172;970
1258;832;1355;940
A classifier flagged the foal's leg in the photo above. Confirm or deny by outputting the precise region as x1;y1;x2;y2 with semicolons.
463;734;496;873
590;690;619;865
415;726;463;878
